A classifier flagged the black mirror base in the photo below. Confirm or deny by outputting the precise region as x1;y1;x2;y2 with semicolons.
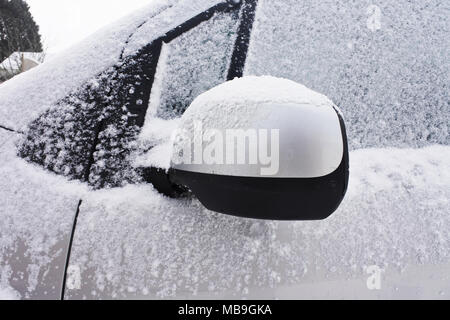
169;163;348;221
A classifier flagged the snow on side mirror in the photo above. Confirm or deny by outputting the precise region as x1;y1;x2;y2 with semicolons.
167;76;349;220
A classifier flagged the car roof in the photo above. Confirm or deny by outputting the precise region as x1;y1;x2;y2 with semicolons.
0;0;221;132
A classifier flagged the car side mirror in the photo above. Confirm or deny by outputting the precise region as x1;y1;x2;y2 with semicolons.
155;76;349;220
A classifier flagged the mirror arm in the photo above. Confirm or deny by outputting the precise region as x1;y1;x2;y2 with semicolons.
140;166;188;198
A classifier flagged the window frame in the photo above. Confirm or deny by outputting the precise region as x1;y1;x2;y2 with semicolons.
124;0;259;128
18;0;259;189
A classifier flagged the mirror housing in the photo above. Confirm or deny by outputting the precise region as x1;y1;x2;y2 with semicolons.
162;77;349;220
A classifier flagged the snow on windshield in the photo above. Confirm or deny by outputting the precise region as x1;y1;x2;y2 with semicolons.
245;0;450;150
152;11;239;119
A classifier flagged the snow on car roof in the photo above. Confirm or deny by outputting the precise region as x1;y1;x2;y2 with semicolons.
245;0;450;149
0;0;221;132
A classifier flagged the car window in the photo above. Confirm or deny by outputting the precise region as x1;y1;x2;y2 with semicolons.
245;0;449;149
18;65;143;187
149;11;239;120
18;1;245;189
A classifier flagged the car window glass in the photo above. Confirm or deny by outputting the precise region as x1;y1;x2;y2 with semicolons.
245;0;449;149
148;11;239;120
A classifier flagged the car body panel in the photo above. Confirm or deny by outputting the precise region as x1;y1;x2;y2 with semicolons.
0;130;86;299
65;146;450;299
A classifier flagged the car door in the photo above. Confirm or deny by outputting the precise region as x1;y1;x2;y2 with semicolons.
0;128;85;300
63;0;258;300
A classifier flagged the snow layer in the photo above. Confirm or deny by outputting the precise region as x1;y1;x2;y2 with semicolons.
135;115;180;170
134;141;174;170
0;0;176;131
153;10;239;119
139;76;338;169
122;0;223;57
245;0;450;149
191;76;334;108
0;129;87;299
0;0;223;133
139;117;181;148
168;76;343;176
0;285;21;300
65;145;450;299
181;76;337;128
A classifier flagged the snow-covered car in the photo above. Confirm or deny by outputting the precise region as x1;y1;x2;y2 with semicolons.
0;0;449;300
